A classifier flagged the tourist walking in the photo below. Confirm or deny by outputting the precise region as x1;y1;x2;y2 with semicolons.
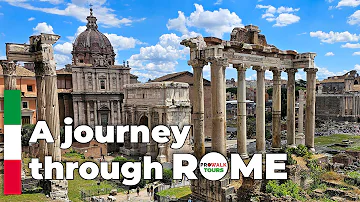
147;186;150;196
150;185;154;197
127;190;130;201
136;186;140;197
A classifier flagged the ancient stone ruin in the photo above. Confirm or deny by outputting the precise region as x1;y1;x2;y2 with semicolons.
181;25;318;202
0;33;68;200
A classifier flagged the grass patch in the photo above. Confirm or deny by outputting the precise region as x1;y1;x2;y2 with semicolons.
68;171;121;202
0;175;50;202
157;186;191;199
315;134;360;151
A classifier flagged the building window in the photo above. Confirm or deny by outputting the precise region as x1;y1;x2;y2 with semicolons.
27;85;33;92
100;80;106;90
22;101;29;109
22;116;31;125
80;59;84;63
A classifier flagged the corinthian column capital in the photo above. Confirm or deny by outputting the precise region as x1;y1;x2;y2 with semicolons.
304;68;318;74
188;59;207;68
208;57;228;68
285;68;298;74
2;61;16;76
252;66;267;72
233;63;248;71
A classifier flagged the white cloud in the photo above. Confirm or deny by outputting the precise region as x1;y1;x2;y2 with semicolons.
128;33;191;82
310;31;360;43
28;17;35;21
355;64;360;70
104;33;144;51
353;51;360;55
39;0;63;4
256;5;300;27
337;0;360;8
67;25;86;42
33;22;54;35
0;55;6;60
214;0;223;5
4;0;144;28
316;64;349;80
341;43;360;48
348;10;360;25
167;4;243;38
54;54;70;69
274;13;300;27
167;11;188;35
325;52;335;56
54;42;73;55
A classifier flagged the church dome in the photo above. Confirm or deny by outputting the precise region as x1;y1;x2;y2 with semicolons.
72;8;115;66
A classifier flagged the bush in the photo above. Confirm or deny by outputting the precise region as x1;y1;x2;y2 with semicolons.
162;169;173;184
286;145;312;159
307;159;326;190
112;156;136;165
266;180;304;200
21;124;36;146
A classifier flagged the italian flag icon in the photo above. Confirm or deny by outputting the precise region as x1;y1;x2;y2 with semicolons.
4;90;22;195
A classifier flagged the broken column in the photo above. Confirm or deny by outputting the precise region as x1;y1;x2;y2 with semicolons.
286;68;297;148
253;66;266;153
210;57;228;156
305;68;318;152
189;59;207;159
296;89;305;145
271;67;282;151
234;63;248;158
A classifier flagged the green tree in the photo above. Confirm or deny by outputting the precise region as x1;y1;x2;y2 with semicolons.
226;87;237;95
21;124;36;146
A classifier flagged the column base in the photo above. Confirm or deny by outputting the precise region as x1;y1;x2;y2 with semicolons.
307;147;315;153
270;147;282;153
157;155;167;163
287;144;297;149
295;133;305;146
255;150;266;154
240;153;249;159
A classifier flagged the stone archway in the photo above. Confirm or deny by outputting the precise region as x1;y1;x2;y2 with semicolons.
138;115;149;155
138;115;149;126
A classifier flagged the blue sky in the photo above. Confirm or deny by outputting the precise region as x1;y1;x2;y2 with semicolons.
1;0;360;82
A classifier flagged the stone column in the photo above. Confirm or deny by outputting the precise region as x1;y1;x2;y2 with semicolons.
304;68;318;152
234;64;248;158
209;58;228;156
73;101;79;127
157;111;166;162
43;52;61;162
270;67;282;151
286;68;297;148
111;101;114;125
188;59;207;159
87;101;91;126
296;90;305;145
253;66;266;153
117;101;121;125
94;101;98;125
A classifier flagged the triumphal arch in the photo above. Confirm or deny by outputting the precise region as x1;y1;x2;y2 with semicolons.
181;25;317;201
